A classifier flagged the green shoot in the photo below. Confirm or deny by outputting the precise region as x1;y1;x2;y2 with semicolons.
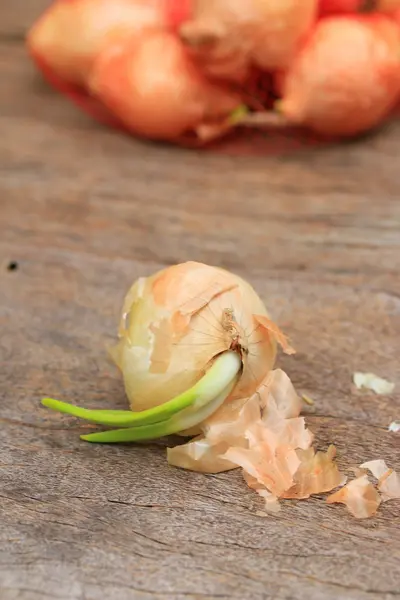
80;377;237;443
42;351;241;433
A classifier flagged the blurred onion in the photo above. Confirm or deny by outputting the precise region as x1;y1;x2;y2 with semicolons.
27;0;168;85
89;29;242;140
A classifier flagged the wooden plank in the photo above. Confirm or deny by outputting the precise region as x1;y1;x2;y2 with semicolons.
0;27;399;600
0;0;52;38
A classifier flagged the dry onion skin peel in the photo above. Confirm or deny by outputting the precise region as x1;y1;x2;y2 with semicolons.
389;420;400;432
326;475;382;518
42;261;294;443
360;460;400;502
169;369;346;507
326;460;400;518
353;372;395;395
238;14;400;138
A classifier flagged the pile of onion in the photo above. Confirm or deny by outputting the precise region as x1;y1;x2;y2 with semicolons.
27;0;241;142
27;0;400;146
42;261;400;516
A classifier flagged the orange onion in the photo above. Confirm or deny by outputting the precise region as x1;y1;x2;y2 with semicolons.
27;0;169;86
178;0;318;83
89;30;242;140
277;15;400;137
238;14;400;138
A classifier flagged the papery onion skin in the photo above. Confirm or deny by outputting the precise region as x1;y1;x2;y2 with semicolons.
110;261;293;413
326;475;381;518
167;437;238;473
27;0;168;86
167;367;345;500
179;0;318;82
89;30;241;140
360;460;400;502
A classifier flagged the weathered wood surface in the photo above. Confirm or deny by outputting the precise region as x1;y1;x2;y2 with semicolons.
1;3;400;599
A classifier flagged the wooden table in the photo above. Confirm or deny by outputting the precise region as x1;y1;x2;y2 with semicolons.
1;3;399;599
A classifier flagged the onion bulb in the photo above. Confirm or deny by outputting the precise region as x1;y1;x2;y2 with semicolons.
42;261;294;443
27;0;169;86
178;0;318;82
89;30;242;141
278;15;400;137
238;15;400;138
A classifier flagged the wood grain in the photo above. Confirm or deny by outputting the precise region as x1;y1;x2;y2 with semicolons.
0;3;399;599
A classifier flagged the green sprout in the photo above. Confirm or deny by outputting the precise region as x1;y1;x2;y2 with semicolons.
42;351;242;443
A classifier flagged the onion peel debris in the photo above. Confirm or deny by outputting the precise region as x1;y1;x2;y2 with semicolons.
360;460;400;502
326;475;382;518
388;420;400;433
353;372;395;395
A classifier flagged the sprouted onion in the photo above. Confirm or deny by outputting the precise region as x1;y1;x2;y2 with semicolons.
41;261;400;518
42;261;294;443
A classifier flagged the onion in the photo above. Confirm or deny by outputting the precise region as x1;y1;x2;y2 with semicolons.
27;0;168;86
279;15;400;137
239;15;400;138
42;261;294;443
89;30;242;140
26;48;126;129
178;0;318;82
